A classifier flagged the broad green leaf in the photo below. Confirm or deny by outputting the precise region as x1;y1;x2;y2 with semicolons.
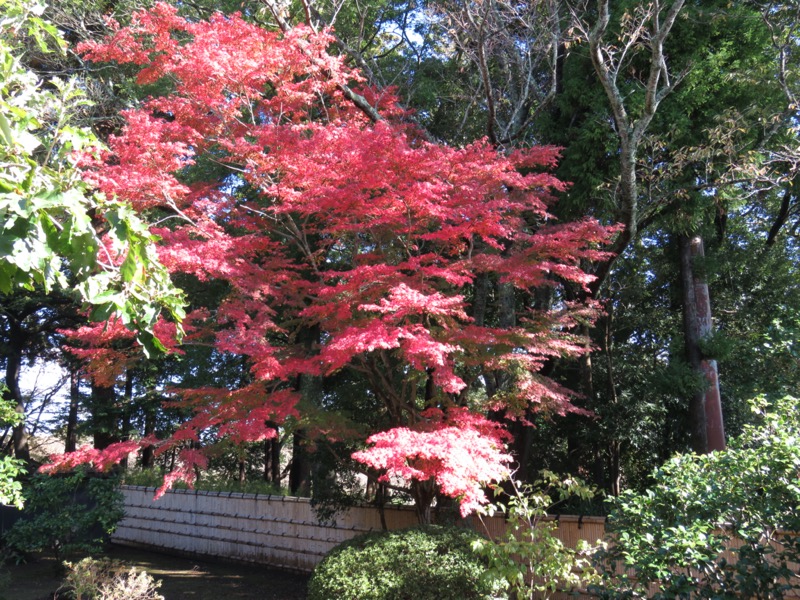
0;112;13;146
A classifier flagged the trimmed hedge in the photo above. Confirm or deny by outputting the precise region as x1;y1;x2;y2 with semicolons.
307;525;499;600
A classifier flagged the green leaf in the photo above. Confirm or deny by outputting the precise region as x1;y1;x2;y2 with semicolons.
136;330;167;359
0;266;12;293
120;250;140;283
0;112;14;146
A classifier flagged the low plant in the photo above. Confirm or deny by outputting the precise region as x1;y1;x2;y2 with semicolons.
594;395;800;599
307;525;500;600
61;557;164;600
472;471;601;600
3;467;124;562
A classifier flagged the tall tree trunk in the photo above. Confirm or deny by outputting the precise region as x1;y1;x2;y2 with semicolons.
411;479;436;525
602;308;622;496
679;234;726;453
65;365;81;453
238;457;246;484
4;322;30;463
471;272;490;327
289;326;321;496
288;428;310;496
118;368;134;469
766;183;796;247
90;379;119;450
263;428;281;487
141;407;156;468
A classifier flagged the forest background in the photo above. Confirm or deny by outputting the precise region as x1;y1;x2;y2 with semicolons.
1;0;799;516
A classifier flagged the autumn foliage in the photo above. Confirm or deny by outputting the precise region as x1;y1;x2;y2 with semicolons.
46;4;616;516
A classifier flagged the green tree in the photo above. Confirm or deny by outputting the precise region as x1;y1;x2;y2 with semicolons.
0;0;186;472
597;395;800;598
0;0;185;354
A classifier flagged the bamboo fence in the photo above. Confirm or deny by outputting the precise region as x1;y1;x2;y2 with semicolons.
112;485;798;597
112;486;604;573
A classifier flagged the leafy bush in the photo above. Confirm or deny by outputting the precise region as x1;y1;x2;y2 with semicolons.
473;472;601;600
594;395;800;599
3;467;124;562
61;557;164;600
0;394;25;510
307;525;499;600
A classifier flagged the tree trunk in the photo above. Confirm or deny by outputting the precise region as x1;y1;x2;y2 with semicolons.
766;185;795;247
65;365;80;453
289;325;321;496
238;457;246;484
4;323;30;463
471;272;490;326
411;479;436;525
119;369;134;469
679;234;726;453
141;407;156;468
603;309;622;496
288;428;310;496
263;423;281;486
90;379;120;450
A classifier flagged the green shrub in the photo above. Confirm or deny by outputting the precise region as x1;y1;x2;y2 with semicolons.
473;473;601;600
3;467;124;562
307;525;499;600
0;394;25;510
594;395;800;599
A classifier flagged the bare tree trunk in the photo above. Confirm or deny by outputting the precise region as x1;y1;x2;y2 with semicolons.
679;234;726;453
6;347;29;463
3;317;30;462
90;379;119;450
141;408;156;468
288;428;310;496
263;423;281;487
65;365;80;453
289;323;321;496
583;0;686;295
471;271;490;324
602;308;622;496
118;369;134;469
411;479;436;525
766;185;796;247
238;457;246;484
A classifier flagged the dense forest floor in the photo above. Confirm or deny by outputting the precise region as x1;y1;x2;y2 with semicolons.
5;545;309;600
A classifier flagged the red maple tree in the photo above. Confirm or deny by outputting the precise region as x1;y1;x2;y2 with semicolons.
45;4;616;517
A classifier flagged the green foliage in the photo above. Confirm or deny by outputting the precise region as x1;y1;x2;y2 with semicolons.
122;468;285;496
61;557;164;600
595;396;800;599
0;457;25;510
712;218;800;422
309;462;366;526
472;472;600;600
4;468;124;561
0;393;25;509
0;0;185;356
307;526;499;600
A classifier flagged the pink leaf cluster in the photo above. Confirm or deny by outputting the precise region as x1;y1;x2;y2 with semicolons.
40;441;141;474
353;408;513;516
154;448;208;499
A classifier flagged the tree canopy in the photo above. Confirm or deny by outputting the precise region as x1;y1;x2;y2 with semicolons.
2;0;798;518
